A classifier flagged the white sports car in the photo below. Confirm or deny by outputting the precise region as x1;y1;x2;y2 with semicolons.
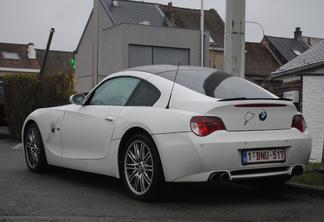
23;65;312;201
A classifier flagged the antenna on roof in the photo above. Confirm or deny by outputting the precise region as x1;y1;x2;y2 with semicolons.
166;63;180;109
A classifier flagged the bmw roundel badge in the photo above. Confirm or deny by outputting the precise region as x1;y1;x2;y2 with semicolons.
259;110;267;121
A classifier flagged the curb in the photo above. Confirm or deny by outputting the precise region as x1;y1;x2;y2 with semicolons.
287;182;324;198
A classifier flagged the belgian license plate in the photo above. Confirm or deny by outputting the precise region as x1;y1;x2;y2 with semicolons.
242;149;285;164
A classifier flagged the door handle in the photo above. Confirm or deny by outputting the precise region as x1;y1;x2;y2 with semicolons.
105;116;115;122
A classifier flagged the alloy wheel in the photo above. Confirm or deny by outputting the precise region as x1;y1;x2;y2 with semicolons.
124;140;154;195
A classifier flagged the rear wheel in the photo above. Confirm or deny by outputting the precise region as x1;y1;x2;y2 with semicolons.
24;123;47;173
121;134;164;201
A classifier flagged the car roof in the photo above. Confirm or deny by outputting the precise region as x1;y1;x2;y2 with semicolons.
126;65;217;75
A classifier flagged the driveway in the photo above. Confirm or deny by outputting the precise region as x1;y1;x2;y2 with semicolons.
1;127;324;221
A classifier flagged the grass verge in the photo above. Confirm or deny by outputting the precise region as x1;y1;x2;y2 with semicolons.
290;162;324;187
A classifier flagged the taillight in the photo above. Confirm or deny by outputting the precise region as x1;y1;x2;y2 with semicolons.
190;116;226;136
291;115;307;132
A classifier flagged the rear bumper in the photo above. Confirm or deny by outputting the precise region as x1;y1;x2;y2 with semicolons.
153;129;312;182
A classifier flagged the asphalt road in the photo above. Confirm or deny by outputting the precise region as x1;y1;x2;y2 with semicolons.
1;135;324;222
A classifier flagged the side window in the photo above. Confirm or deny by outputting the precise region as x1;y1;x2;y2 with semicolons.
127;80;161;106
89;77;140;106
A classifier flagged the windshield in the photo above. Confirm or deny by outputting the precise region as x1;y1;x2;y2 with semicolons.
158;69;275;99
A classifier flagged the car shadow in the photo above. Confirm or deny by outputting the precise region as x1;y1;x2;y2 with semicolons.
41;166;300;204
162;181;295;204
45;166;124;193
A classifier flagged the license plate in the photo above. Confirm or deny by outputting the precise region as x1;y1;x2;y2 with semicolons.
242;149;285;164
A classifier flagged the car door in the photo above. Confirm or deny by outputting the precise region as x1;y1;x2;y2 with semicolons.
61;77;141;159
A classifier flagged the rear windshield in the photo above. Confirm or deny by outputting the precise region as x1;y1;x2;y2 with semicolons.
158;69;275;99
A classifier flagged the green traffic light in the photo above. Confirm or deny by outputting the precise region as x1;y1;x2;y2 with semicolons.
71;59;76;68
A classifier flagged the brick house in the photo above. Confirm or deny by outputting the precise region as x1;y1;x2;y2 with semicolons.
0;42;74;81
244;42;280;89
0;43;40;81
270;40;324;162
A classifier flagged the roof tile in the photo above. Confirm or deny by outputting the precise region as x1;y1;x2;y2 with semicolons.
265;36;308;62
272;40;324;74
0;43;40;70
102;0;170;27
158;5;224;47
245;42;280;76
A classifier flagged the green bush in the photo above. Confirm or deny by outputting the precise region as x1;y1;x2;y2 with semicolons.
3;70;76;140
39;71;77;108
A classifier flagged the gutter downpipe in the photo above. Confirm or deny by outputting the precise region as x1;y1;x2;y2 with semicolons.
200;0;204;67
92;0;99;88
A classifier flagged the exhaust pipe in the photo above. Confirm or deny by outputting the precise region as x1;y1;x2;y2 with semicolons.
220;172;230;183
209;172;230;183
292;166;304;176
209;173;220;183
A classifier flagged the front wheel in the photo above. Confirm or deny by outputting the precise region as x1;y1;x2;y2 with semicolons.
121;134;164;201
24;123;47;173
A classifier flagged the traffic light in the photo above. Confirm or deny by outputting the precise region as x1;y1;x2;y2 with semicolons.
71;59;76;68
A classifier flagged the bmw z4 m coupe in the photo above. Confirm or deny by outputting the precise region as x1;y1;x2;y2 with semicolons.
23;65;312;201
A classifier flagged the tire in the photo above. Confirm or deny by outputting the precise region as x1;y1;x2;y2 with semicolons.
24;123;48;173
121;134;164;201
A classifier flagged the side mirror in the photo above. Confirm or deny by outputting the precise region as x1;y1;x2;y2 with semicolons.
69;93;86;105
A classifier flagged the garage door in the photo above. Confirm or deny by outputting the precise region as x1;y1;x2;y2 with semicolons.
129;45;189;68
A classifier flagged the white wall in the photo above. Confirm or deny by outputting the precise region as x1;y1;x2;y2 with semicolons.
303;75;324;162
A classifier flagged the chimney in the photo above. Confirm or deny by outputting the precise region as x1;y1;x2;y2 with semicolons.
294;27;302;39
166;2;176;27
168;2;173;10
27;43;36;59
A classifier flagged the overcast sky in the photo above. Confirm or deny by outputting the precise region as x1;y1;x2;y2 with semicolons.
1;0;323;51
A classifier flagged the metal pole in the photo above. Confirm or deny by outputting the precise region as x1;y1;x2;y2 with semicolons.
92;0;99;88
224;0;245;78
200;0;204;67
39;28;55;79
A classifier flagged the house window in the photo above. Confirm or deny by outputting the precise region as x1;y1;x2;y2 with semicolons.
254;79;264;85
1;52;20;60
210;36;217;45
292;50;302;56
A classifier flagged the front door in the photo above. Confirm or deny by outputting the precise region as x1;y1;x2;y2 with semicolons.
61;76;141;159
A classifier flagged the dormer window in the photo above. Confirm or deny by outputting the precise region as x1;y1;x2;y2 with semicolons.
292;49;302;56
2;52;20;60
209;36;217;45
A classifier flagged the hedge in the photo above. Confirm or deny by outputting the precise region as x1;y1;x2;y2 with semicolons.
3;70;76;140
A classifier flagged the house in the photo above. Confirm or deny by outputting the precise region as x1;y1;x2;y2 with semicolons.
244;42;280;90
264;27;323;66
270;40;324;162
158;3;225;70
0;42;40;80
159;2;281;87
266;28;324;108
74;0;209;92
0;42;74;82
36;49;74;74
